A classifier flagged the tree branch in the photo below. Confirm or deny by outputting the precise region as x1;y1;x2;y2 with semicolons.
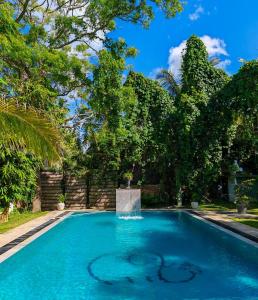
16;0;31;23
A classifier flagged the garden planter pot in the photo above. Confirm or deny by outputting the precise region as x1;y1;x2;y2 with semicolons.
237;205;247;214
57;203;65;211
9;202;14;213
191;202;199;209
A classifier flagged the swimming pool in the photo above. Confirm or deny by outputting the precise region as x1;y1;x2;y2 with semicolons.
0;211;257;299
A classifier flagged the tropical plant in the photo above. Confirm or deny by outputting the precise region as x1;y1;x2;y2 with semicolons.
123;171;133;188
0;99;62;162
0;100;63;222
58;194;66;203
0;149;39;222
156;69;181;97
235;179;256;213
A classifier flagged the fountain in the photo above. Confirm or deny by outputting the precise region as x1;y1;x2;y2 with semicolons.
116;189;142;219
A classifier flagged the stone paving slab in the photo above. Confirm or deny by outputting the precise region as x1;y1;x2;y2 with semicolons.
190;210;258;244
0;211;75;262
0;211;61;247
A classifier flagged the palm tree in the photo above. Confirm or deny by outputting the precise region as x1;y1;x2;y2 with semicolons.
0;99;62;222
156;57;220;96
0;99;62;162
156;69;181;97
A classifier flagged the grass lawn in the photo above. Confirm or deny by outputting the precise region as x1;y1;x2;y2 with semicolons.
199;201;235;212
0;210;48;234
198;200;258;229
199;201;258;216
232;218;258;229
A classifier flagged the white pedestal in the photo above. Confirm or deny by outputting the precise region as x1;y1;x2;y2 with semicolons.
116;189;141;213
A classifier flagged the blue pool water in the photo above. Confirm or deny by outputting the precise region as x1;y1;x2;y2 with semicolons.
0;211;258;300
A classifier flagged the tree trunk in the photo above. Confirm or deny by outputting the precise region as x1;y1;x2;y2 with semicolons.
32;173;42;212
175;166;182;207
127;180;131;189
176;187;183;207
0;207;9;223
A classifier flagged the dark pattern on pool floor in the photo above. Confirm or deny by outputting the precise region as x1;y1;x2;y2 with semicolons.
0;211;70;256
87;251;202;285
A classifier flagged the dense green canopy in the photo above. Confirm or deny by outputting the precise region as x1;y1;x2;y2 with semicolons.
0;0;257;214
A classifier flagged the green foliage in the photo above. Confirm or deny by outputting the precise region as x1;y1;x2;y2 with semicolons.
181;35;229;96
58;194;66;203
0;210;48;233
163;35;230;203
0;148;39;209
11;0;183;48
0;0;184;210
236;179;257;205
123;171;133;181
81;51;173;185
223;61;258;114
125;71;173;170
90;48;135;130
83;45;136;171
0;3;89;111
0;0;257;211
141;194;168;208
0;99;62;162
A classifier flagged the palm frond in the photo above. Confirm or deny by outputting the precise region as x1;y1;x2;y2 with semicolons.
156;69;181;97
210;57;221;66
0;99;62;163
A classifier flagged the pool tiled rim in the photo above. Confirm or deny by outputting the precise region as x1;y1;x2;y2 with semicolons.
187;210;258;247
0;211;72;262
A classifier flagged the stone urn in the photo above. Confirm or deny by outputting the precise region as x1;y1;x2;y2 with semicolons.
57;202;65;211
236;203;247;214
191;202;199;209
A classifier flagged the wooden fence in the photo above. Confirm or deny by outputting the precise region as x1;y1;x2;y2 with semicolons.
39;172;117;211
36;172;160;211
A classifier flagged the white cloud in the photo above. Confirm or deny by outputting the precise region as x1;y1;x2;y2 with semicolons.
148;67;163;79
216;59;231;69
168;42;186;79
201;35;228;56
168;35;230;78
189;6;204;21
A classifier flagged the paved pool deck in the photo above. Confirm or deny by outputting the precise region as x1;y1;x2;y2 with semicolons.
188;210;258;244
0;209;257;262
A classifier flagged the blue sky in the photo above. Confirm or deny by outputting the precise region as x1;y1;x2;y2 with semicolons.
109;0;258;78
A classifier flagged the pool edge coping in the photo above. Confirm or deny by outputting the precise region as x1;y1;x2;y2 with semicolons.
186;210;258;248
0;211;73;263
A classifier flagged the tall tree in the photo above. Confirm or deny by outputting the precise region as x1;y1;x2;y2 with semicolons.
81;40;137;172
158;36;229;205
12;0;183;51
125;71;173;185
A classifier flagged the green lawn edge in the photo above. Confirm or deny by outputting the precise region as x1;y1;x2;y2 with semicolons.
198;201;258;229
0;211;48;234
